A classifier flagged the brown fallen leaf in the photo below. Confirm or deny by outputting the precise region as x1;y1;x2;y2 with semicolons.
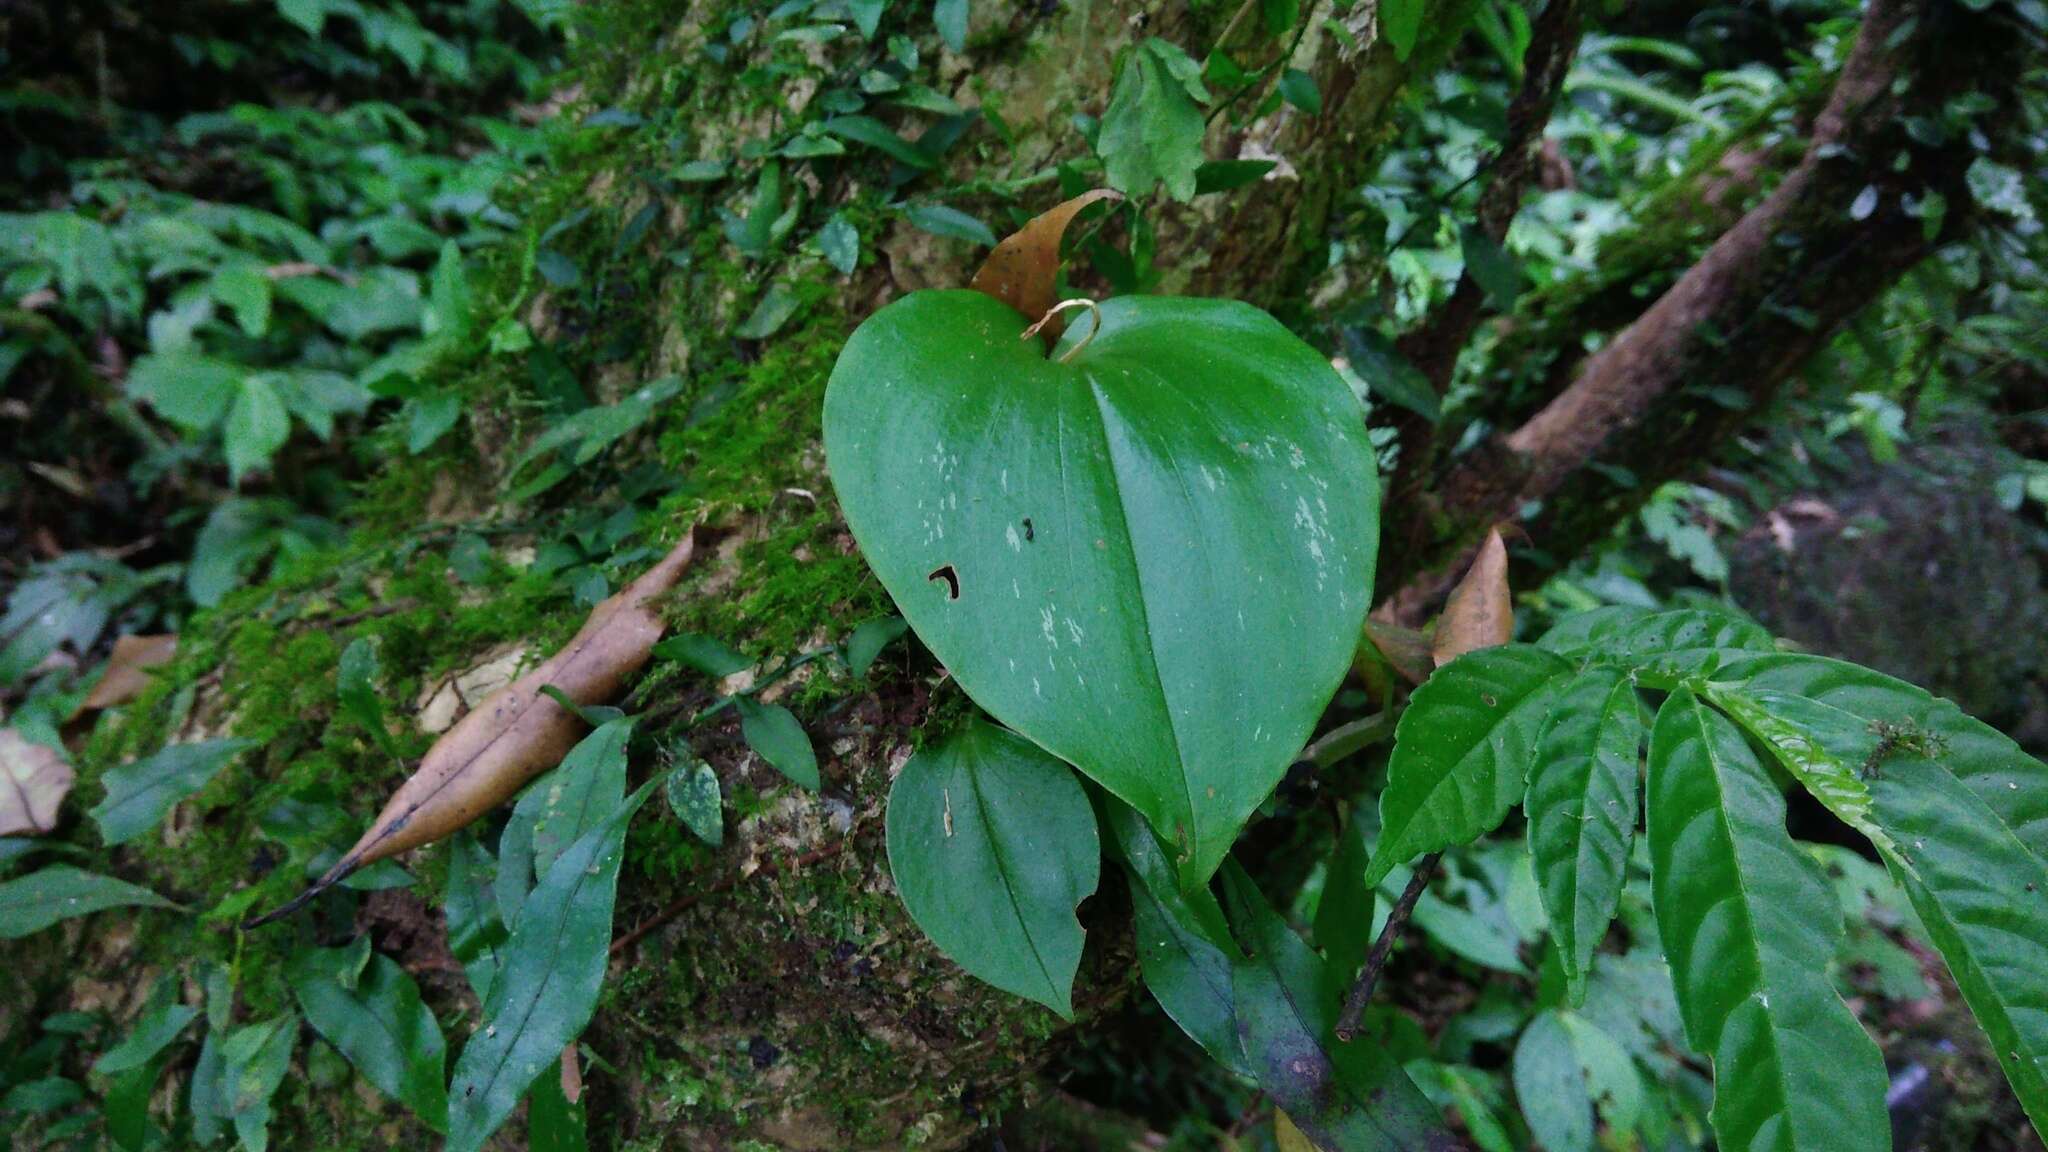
79;634;178;713
1433;525;1514;666
968;189;1123;345
246;531;697;927
0;729;75;837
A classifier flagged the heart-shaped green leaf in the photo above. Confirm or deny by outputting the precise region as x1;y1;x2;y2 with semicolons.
828;290;1377;886
887;722;1099;1016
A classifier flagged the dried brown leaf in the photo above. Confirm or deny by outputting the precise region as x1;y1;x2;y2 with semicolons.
968;189;1122;344
1433;526;1513;666
0;729;74;837
1361;620;1434;685
79;634;178;712
247;532;697;927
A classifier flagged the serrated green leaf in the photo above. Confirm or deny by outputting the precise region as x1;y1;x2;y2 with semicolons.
1099;38;1210;201
1546;607;1775;681
1526;668;1641;1004
737;699;819;789
1710;653;2048;858
288;945;448;1130
1704;684;1895;860
1872;757;2048;1136
90;739;251;846
886;722;1097;1016
1513;1011;1592;1152
446;781;653;1152
1367;645;1571;889
0;864;174;938
1219;863;1451;1150
827;291;1377;887
1104;797;1247;1075
1645;689;1888;1152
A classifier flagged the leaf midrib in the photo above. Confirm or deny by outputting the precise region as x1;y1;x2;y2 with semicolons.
1080;370;1200;873
965;752;1062;1009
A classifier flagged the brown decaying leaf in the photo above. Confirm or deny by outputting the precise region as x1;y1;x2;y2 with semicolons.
0;729;75;837
967;189;1123;344
1432;525;1513;666
79;634;178;713
246;532;697;927
1362;620;1434;685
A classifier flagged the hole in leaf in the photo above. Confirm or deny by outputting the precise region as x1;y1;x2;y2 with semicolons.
928;564;960;600
1021;517;1034;542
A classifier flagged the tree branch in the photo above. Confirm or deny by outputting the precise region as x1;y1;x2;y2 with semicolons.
1376;0;2026;624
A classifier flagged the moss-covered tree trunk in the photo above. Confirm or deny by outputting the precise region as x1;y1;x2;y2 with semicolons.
41;5;1467;1150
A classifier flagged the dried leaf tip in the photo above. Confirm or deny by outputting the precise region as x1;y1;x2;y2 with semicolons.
243;530;698;929
969;189;1122;344
1433;524;1514;666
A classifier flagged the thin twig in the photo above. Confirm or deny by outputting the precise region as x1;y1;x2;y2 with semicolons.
607;838;850;958
1334;850;1440;1042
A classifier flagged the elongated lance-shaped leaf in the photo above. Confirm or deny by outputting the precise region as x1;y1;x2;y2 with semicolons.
1646;689;1889;1152
885;722;1099;1017
444;831;506;1001
1870;756;2048;1138
91;739;252;846
446;779;655;1152
246;535;693;927
1525;667;1642;1004
1703;684;1897;862
828;291;1378;888
1366;645;1570;889
0;864;174;939
1218;863;1457;1151
288;944;449;1131
1103;795;1247;1076
1712;653;2048;861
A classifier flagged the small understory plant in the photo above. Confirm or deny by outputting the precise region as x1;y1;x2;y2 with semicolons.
825;194;2048;1152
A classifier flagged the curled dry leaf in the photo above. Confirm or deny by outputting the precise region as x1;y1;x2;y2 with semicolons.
1432;525;1514;666
246;532;697;927
0;729;74;836
967;189;1122;344
80;634;179;712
